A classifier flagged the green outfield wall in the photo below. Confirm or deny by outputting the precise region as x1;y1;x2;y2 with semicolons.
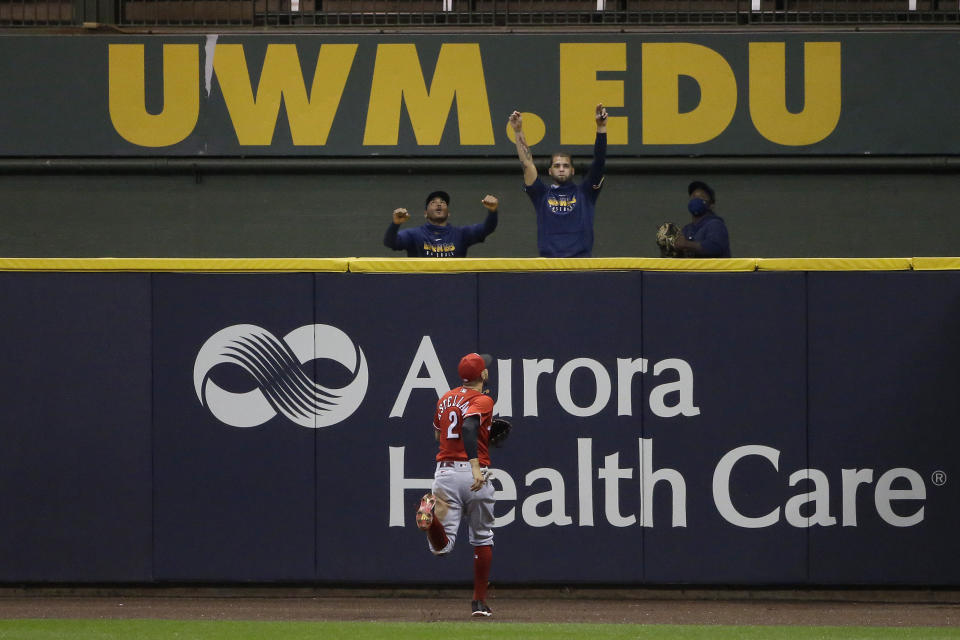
0;31;957;258
2;33;958;157
0;169;955;259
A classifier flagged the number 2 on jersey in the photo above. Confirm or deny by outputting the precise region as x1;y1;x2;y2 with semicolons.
446;411;460;439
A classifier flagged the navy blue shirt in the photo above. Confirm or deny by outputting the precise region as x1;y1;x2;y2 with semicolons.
681;213;731;258
383;210;498;257
523;133;606;258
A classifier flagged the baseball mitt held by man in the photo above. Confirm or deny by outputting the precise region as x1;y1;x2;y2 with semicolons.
489;418;512;447
656;222;682;257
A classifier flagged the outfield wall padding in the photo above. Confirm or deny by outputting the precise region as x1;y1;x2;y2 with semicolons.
0;268;956;585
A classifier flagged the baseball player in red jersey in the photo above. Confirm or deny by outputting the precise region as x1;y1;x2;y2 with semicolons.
414;352;497;617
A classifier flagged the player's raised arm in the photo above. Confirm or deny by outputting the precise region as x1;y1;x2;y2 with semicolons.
509;111;538;187
383;207;410;250
595;103;608;134
478;194;499;238
587;104;608;191
462;195;500;247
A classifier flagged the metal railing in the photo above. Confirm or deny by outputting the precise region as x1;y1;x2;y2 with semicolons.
1;0;74;24
1;0;958;26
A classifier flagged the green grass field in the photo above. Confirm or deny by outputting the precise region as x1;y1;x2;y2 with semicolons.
0;620;958;640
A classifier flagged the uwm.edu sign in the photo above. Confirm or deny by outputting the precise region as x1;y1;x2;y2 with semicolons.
108;39;840;150
3;32;959;156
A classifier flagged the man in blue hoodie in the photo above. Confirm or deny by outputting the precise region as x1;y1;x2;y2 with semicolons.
509;104;607;258
674;181;731;258
384;191;499;257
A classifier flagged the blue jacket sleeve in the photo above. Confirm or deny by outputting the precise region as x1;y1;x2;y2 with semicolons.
462;208;499;246
384;222;408;252
585;132;607;190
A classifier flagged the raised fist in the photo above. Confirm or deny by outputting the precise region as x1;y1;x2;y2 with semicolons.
595;103;608;123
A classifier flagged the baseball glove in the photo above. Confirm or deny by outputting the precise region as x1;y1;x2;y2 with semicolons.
656;222;682;258
489;418;512;448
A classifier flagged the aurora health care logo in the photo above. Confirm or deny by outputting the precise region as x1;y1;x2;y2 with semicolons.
194;324;368;428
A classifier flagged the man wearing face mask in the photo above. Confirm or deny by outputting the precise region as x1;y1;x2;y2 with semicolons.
673;181;731;258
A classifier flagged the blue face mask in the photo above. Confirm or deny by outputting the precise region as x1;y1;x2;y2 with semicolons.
688;197;710;217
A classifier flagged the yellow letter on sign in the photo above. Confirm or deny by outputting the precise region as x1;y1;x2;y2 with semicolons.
559;43;627;145
642;43;737;145
109;44;199;147
214;43;357;146
363;44;494;146
749;42;841;146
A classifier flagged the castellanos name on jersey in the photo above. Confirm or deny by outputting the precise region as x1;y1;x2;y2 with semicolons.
547;186;577;215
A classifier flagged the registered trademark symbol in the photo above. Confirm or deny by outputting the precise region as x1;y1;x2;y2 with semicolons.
932;470;947;486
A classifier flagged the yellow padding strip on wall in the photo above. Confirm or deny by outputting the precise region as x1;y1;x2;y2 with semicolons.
347;257;758;272
0;257;958;272
0;258;350;272
637;258;758;272
757;258;913;271
911;257;960;271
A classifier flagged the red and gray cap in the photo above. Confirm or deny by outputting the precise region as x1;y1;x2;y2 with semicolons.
458;352;492;382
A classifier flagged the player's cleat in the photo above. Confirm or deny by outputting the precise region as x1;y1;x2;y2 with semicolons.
415;493;437;531
471;600;493;617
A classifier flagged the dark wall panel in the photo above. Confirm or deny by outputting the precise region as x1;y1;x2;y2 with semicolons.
476;272;646;583
311;272;479;583
807;272;960;585
641;272;808;584
0;273;152;581
0;270;955;585
152;274;317;581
